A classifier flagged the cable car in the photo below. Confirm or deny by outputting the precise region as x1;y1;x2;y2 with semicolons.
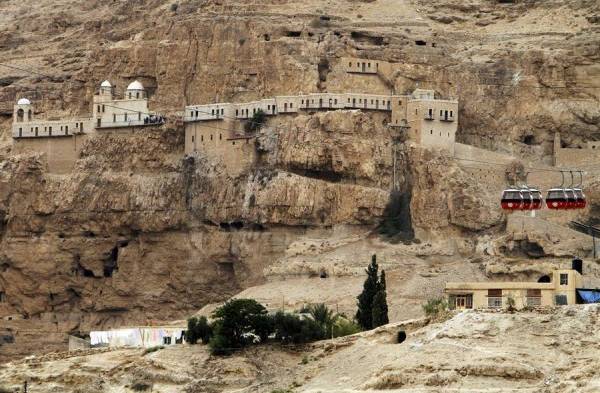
546;188;568;210
523;188;543;210
501;189;522;210
565;188;577;209
574;188;586;209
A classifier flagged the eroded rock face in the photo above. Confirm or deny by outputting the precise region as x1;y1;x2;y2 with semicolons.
1;0;599;361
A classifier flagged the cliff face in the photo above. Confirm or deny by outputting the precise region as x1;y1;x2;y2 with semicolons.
1;0;599;360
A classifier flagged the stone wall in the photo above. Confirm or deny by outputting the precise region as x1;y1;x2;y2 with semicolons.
11;135;89;174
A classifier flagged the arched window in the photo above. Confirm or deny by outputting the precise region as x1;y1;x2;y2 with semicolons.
27;109;32;120
136;92;140;99
16;108;24;122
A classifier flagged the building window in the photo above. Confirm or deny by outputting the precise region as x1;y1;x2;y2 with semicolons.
348;62;352;67
97;105;101;112
221;108;224;115
102;105;105;112
555;295;568;305
290;103;293;108
440;110;443;117
191;136;194;142
201;135;203;142
368;62;371;67
138;113;141;121
236;109;239;116
113;114;116;122
60;126;63;131
560;274;568;285
124;113;128;121
430;130;433;134
195;111;198;117
49;126;52;132
450;110;453;117
334;99;337;104
163;336;172;345
267;105;270;110
136;92;140;99
398;100;402;105
487;289;502;308
219;133;222;140
415;109;418;114
212;109;215;115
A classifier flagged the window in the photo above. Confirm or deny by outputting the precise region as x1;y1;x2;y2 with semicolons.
302;100;304;104
210;134;213;140
212;109;215;115
163;336;172;345
368;62;371;67
49;126;52;132
290;103;293;108
221;108;224;115
430;130;433;134
440;110;443;117
334;99;337;104
113;114;116;122
415;109;418;114
219;133;222;140
201;135;203;142
124;113;128;121
348;62;351;67
450;110;453;117
102;105;105;112
191;135;195;142
236;109;239;116
138;113;141;121
97;105;101;112
560;274;568;286
555;295;568;305
195;111;198;117
487;289;502;308
136;92;140;99
267;105;270;110
398;100;402;105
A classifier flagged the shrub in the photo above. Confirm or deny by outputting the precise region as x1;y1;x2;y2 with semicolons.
208;330;231;356
332;317;361;338
506;296;516;313
422;298;448;317
131;381;152;391
273;311;325;344
186;316;213;344
244;109;266;133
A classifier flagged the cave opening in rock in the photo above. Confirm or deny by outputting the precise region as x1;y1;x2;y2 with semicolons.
217;261;235;277
0;291;5;303
538;275;551;283
103;246;119;277
523;135;535;145
415;40;427;46
397;330;406;343
82;230;96;238
285;31;302;37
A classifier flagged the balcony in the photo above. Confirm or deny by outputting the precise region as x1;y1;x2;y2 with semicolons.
424;114;434;120
440;115;455;122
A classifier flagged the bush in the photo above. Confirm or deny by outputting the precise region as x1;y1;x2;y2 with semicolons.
308;303;335;331
422;298;448;317
186;316;213;344
208;330;232;356
332;317;361;338
244;109;266;133
273;311;325;344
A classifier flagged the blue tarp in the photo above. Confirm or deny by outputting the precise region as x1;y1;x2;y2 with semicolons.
577;289;600;303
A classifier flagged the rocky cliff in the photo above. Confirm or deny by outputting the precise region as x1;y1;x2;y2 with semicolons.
1;0;600;361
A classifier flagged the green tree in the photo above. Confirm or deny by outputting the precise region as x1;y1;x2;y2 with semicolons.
272;311;325;344
244;109;267;133
211;299;273;350
186;316;213;344
372;270;389;328
308;303;335;333
356;254;379;330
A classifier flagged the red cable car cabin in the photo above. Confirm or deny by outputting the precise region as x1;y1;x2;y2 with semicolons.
523;189;542;210
501;189;522;210
574;188;586;208
565;189;577;209
546;188;568;209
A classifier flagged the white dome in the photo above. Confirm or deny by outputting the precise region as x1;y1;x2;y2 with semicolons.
100;80;112;88
17;98;31;105
126;80;144;91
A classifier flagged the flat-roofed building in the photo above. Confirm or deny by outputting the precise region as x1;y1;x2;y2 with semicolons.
445;268;583;310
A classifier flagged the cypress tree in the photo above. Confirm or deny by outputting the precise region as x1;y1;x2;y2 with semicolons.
356;254;379;330
372;270;389;328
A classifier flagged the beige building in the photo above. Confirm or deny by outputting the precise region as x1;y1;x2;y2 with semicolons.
445;269;583;310
184;89;459;173
93;80;158;128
